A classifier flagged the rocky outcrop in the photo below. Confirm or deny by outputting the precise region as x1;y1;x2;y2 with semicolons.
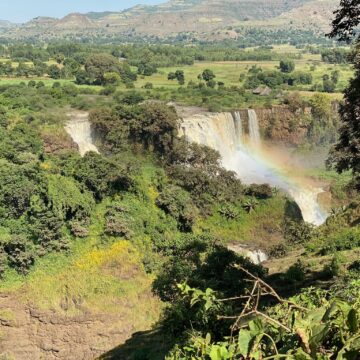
42;130;78;154
0;292;154;360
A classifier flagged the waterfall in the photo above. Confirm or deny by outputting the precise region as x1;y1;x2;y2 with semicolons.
181;111;327;226
228;244;268;264
65;111;99;156
233;111;243;146
248;109;261;148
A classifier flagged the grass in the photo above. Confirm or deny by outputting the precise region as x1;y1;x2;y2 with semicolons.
134;59;353;94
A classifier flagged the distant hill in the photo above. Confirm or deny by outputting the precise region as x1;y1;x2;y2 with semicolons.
0;0;338;42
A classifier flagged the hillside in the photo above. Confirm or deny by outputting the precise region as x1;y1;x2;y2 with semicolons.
0;0;338;42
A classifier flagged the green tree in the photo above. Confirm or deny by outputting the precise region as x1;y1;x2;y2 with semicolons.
48;64;61;79
331;69;340;84
279;60;295;73
168;72;176;80
201;69;216;82
103;72;121;85
156;184;197;232
175;70;185;85
84;53;121;85
323;78;336;93
327;2;360;187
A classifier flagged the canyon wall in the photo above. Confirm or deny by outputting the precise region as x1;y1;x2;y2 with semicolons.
238;106;310;145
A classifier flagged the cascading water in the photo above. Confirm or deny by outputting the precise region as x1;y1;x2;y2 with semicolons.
180;111;327;226
65;111;99;156
233;111;243;146
248;109;261;149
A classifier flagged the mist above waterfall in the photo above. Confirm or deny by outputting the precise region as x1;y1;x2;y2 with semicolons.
180;111;327;226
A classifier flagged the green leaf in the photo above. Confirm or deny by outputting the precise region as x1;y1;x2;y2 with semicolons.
309;323;330;351
347;309;358;334
209;345;221;360
238;330;252;356
219;346;229;358
249;319;263;336
294;348;311;360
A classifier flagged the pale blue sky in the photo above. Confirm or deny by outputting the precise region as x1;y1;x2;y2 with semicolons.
0;0;164;23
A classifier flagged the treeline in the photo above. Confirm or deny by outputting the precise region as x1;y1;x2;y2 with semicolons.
231;28;334;47
0;42;302;69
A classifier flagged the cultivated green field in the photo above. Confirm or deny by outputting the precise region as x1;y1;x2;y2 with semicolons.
135;59;352;92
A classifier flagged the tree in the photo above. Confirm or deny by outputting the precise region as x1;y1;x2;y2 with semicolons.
201;69;216;82
279;60;295;73
168;70;185;85
54;53;65;64
323;79;336;93
75;70;90;85
103;72;121;85
310;93;332;121
48;64;61;79
84;53;121;85
134;103;179;155
175;70;185;85
327;1;360;188
156;184;197;232
331;69;340;84
328;0;360;41
71;152;134;200
168;72;176;80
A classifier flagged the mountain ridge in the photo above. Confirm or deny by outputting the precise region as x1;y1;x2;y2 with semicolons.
0;0;338;41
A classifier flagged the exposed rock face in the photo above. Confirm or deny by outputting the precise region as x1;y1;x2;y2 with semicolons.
42;131;78;154
239;106;310;145
0;292;154;360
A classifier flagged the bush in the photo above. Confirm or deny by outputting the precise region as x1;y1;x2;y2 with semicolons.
218;204;239;220
348;260;360;274
144;82;153;89
105;207;132;239
246;183;273;199
269;243;288;258
156;185;197;232
279;60;295;73
284;260;306;284
4;235;35;274
323;254;342;278
283;220;314;246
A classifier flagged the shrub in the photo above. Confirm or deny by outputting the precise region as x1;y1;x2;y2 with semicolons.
218;204;239;220
283;220;314;246
246;183;273;199
156;185;197;232
144;82;153;89
284;260;306;283
269;243;288;258
4;235;35;274
323;254;342;278
105;208;132;239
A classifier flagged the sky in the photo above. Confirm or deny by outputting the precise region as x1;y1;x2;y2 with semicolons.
0;0;164;23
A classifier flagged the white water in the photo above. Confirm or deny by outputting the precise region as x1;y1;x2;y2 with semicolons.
180;111;327;226
248;109;261;149
228;244;268;264
65;112;99;156
233;111;243;146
